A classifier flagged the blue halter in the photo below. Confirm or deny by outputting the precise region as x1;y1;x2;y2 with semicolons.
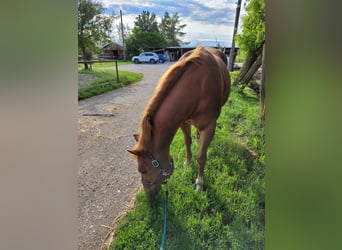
141;151;174;186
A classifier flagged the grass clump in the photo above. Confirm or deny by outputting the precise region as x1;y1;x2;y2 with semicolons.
110;85;265;250
78;69;143;100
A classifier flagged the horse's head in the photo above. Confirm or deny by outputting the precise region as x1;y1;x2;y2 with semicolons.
128;134;174;197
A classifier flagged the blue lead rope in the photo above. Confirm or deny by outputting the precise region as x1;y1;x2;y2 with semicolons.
160;183;169;250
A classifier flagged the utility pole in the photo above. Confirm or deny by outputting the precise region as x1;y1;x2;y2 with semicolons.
120;9;126;60
228;0;242;71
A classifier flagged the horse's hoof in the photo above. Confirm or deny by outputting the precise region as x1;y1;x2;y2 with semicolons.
183;160;191;167
196;176;204;192
196;184;204;193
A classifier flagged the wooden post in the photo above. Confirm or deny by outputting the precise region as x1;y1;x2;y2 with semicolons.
228;0;242;71
120;10;126;61
115;60;119;82
260;43;265;120
78;60;119;81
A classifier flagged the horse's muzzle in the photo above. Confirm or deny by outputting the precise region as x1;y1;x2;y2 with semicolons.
145;185;161;197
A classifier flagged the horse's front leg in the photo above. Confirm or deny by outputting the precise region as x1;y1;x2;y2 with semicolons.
196;122;216;192
180;122;192;167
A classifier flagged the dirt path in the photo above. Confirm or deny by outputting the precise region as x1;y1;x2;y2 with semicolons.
78;62;174;250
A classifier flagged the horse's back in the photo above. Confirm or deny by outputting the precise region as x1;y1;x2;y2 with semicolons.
187;46;230;107
175;46;231;127
152;46;230;130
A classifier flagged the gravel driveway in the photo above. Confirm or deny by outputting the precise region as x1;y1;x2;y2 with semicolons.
78;62;174;250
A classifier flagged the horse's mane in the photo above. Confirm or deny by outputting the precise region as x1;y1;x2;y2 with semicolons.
136;45;206;148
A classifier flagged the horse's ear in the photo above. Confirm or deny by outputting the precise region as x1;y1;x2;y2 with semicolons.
127;149;139;155
133;134;140;142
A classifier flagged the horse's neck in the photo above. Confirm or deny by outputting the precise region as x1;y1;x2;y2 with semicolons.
149;88;185;152
150;116;179;153
151;126;175;151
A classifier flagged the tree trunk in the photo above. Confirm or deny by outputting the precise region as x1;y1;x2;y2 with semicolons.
240;52;262;87
260;43;265;121
233;50;258;86
81;47;89;70
81;47;93;70
233;40;265;87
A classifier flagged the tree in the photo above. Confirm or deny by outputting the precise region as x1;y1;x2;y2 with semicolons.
134;11;159;32
159;12;187;46
78;0;114;69
234;0;265;119
234;0;265;86
237;0;265;54
126;11;165;56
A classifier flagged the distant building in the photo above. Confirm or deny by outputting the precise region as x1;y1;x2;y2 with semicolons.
150;40;239;62
102;40;239;62
100;42;124;60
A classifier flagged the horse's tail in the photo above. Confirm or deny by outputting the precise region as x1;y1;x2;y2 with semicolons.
144;45;206;121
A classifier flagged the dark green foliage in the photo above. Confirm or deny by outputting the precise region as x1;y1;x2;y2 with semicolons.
159;11;187;47
126;11;165;56
134;11;159;32
234;0;265;104
110;86;265;249
126;11;187;56
236;0;265;56
78;0;114;66
126;29;165;56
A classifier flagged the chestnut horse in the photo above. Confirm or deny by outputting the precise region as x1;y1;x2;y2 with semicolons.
128;45;230;196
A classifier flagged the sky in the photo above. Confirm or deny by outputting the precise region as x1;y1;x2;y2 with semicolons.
100;0;246;45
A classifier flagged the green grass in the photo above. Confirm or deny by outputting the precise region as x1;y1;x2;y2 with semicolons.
78;60;132;70
78;69;143;100
109;84;265;249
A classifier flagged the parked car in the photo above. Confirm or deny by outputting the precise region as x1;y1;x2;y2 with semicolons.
158;54;167;63
132;52;159;64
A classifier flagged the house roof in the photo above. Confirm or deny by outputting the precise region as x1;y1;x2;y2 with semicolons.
102;42;123;49
179;40;233;48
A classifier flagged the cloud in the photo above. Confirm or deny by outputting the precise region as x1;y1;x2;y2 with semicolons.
182;16;234;42
100;0;242;42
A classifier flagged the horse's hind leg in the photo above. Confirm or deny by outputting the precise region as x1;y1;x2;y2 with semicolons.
180;122;192;166
196;121;216;192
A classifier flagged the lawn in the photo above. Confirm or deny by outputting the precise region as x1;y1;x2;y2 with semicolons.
109;80;265;249
78;60;132;70
78;67;143;100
